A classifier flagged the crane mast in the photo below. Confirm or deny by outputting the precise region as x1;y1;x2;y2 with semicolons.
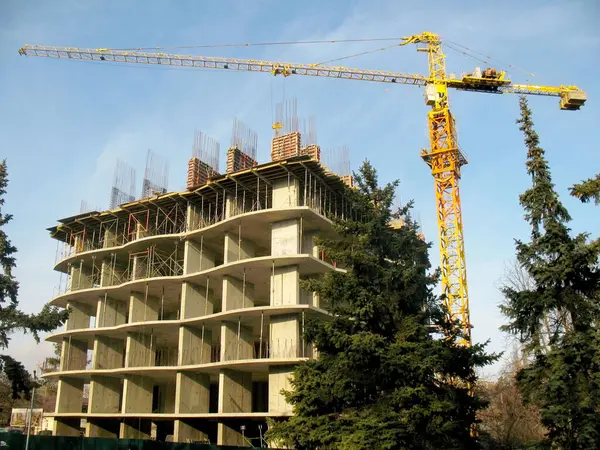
18;33;587;347
403;32;471;344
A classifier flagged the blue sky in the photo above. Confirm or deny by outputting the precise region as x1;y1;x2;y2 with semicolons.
0;0;598;376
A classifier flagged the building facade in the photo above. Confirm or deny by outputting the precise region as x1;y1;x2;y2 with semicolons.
45;156;351;446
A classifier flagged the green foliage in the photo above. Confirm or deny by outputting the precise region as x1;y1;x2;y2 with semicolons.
500;97;600;449
267;161;498;449
0;160;68;398
570;174;600;205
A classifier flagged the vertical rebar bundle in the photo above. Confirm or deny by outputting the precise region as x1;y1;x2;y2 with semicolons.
301;115;318;146
275;97;299;134
231;117;258;160
141;149;169;199
192;130;220;172
109;159;137;209
323;145;351;176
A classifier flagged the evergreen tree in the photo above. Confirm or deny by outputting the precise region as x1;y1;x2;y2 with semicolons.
0;159;68;398
570;174;600;205
500;97;600;449
267;161;497;450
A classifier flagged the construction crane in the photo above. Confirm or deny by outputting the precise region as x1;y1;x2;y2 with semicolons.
18;32;587;347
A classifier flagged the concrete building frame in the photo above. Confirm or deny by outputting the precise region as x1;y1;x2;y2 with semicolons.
44;156;353;446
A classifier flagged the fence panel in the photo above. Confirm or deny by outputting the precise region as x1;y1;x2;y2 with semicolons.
0;432;273;450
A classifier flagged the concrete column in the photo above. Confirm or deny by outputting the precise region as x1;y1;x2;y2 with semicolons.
269;365;296;415
302;230;319;257
271;219;300;256
225;195;242;218
92;336;124;370
217;349;253;446
186;203;201;231
220;321;253;361
87;376;121;413
218;421;247;447
60;338;88;371
269;314;300;359
100;258;116;287
178;326;211;366
53;418;81;437
181;282;215;319
55;338;87;423
95;296;127;327
55;377;84;413
300;288;320;307
128;290;159;323
103;228;118;248
270;216;302;311
184;240;216;273
272;178;300;209
224;231;256;263
136;222;148;240
175;372;211;414
70;261;93;291
174;419;209;443
125;333;155;367
120;418;152;439
121;375;153;413
270;266;300;306
132;251;149;280
86;419;119;438
218;369;252;413
269;314;300;416
65;301;92;330
222;276;255;311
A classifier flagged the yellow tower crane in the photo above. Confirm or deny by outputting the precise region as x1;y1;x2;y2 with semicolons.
18;32;587;347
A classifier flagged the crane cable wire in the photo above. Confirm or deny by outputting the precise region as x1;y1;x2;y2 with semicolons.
314;42;402;66
111;37;405;52
441;37;549;83
42;34;547;85
110;34;544;84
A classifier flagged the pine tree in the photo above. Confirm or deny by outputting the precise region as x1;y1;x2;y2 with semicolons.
500;97;600;449
0;159;68;398
266;161;498;450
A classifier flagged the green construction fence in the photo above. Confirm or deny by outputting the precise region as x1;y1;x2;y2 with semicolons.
0;432;276;450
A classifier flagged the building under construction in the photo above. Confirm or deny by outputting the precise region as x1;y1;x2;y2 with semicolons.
44;120;355;446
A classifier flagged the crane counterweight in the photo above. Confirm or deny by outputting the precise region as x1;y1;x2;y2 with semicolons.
560;89;587;110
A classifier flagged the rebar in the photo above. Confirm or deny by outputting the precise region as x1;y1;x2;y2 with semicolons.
301;114;318;146
192;129;220;172
275;97;299;134
231;117;258;159
141;149;169;199
109;159;137;208
323;145;351;176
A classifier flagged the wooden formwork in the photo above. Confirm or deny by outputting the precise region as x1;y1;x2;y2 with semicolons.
340;174;354;188
271;132;301;162
226;147;258;174
187;157;219;190
300;144;321;162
